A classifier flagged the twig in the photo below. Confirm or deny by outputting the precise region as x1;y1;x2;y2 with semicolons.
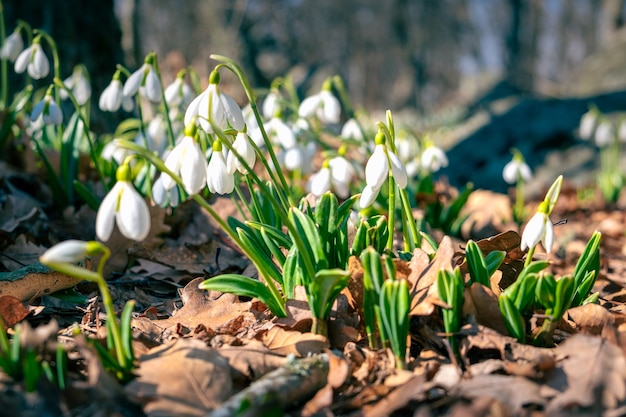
207;354;329;417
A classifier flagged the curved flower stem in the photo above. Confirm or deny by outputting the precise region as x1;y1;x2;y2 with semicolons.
387;175;396;251
54;77;108;191
150;52;176;147
34;30;61;103
514;174;525;226
211;54;294;208
524;245;536;268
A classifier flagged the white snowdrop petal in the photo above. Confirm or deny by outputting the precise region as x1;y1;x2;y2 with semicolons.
543;220;554;254
520;212;545;251
144;69;161;102
365;145;389;189
41;240;89;264
298;95;322;118
319;91;341;124
221;93;245;131
30;45;49;79
14;46;31;74
388;151;408;188
96;183;122;242
123;65;145;97
502;161;518;184
30;100;45;121
309;168;331;197
117;182;151;241
359;184;379;209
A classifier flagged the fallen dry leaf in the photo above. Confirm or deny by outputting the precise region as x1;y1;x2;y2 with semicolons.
0;264;82;301
0;295;29;327
566;303;615;336
546;333;626;411
454;374;545;412
125;338;233;417
409;236;456;316
216;339;288;382
463;282;508;335
259;326;329;356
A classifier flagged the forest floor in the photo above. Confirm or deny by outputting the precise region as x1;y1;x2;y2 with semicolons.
2;159;626;417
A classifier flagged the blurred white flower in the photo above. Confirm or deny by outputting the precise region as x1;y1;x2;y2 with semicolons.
308;165;332;197
341;118;363;141
594;120;614;147
502;155;532;184
299;90;341;124
101;140;132;165
152;175;180;208
123;62;161;103
31;93;62;125
1;30;24;61
60;66;91;105
164;76;193;108
100;78;133;112
578;110;597;140
96;165;151;242
420;145;448;173
359;138;407;208
40;240;90;264
15;41;49;79
262;91;281;119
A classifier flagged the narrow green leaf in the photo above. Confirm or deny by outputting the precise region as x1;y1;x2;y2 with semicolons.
485;250;506;277
308;269;351;321
199;275;286;317
466;240;490;287
499;295;526;343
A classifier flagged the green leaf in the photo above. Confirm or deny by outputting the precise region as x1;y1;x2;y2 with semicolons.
485;250;506;277
499;295;526;343
282;246;301;299
466;240;490;287
552;276;576;320
307;269;351;321
199;274;286;317
512;273;538;312
73;180;100;211
535;274;556;309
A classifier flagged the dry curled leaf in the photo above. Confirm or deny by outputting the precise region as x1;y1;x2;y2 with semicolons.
259;326;329;356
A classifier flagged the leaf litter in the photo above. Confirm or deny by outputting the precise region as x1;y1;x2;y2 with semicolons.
3;179;626;416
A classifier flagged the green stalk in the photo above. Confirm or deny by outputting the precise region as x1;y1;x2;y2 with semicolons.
0;0;7;109
150;52;176;147
386;175;396;251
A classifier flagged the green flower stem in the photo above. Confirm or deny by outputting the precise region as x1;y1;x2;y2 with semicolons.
210;54;294;208
399;188;420;250
53;77;108;191
524;245;536;268
44;249;128;370
386;175;396;251
332;75;355;120
34;30;61;103
150;52;176;147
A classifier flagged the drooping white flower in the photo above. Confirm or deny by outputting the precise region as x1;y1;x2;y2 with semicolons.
359;133;408;208
164;75;193;108
101;139;133;165
40;240;90;264
578;110;598;140
99;78;125;112
161;126;207;195
31;91;63;125
206;140;235;195
262;90;281;119
227;131;256;174
152;175;181;208
502;150;532;184
184;70;245;133
341;118;363;140
520;203;554;254
1;30;24;62
594;120;614;147
60;66;91;105
308;164;332;197
146;115;169;155
14;40;49;79
123;60;161;103
96;164;151;242
420;145;448;173
299;87;341;124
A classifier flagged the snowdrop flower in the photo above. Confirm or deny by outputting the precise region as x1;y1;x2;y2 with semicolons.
280;142;317;174
310;167;333;199
420;144;448;173
184;69;245;133
594;120;614;147
298;78;341;124
164;71;194;108
152;175;181;208
341;118;364;141
60;65;91;105
96;163;151;242
263;116;296;148
31;87;62;125
161;122;207;195
520;175;562;254
40;240;91;264
262;90;281;119
520;202;554;253
14;38;49;79
123;54;161;103
359;132;407;208
328;153;356;198
207;140;235;195
502;150;532;184
227;131;256;174
146;115;169;155
1;30;24;62
101;139;133;165
99;73;133;112
578;109;598;140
